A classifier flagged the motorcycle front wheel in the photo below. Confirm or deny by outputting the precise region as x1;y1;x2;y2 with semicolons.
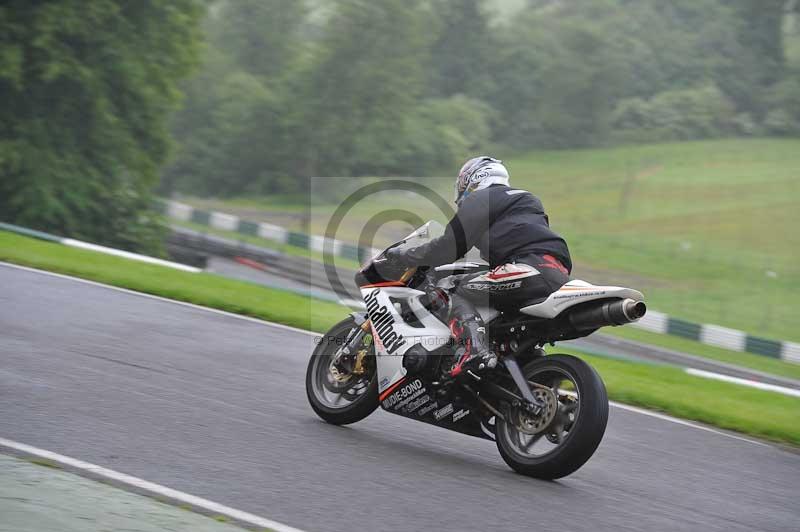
495;354;608;479
306;317;379;425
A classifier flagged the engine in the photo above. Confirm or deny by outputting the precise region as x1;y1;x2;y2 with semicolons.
402;343;455;379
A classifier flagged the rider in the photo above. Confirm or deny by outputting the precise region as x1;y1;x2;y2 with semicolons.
386;156;572;377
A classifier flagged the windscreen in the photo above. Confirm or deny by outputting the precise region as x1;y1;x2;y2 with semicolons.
392;220;445;253
360;220;446;271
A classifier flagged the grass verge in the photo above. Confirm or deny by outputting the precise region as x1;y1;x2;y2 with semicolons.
2;229;798;446
0;231;345;333
605;326;800;381
557;348;800;446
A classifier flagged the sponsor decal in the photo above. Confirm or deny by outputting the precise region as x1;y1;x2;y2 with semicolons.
464;281;522;291
379;377;390;389
394;387;426;410
382;378;424;408
403;395;430;413
364;289;407;354
553;290;607;300
452;409;470;422
417;401;439;416
433;403;454;421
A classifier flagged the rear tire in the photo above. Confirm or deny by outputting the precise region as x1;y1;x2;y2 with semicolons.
495;354;608;479
306;317;379;425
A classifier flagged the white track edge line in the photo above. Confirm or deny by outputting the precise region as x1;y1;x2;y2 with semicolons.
0;261;777;447
608;402;768;447
0;261;319;338
685;368;800;398
0;437;307;532
62;239;202;273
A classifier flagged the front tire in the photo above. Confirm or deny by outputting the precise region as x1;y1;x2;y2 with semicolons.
306;317;379;425
495;354;608;479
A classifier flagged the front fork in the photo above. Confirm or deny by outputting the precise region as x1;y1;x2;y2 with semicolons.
330;316;371;373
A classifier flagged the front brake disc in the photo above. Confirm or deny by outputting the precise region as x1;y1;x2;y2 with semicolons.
512;387;558;435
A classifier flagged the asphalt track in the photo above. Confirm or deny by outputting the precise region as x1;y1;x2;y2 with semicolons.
1;263;798;532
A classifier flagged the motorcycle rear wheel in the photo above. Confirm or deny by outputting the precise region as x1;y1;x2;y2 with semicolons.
306;317;379;425
495;354;608;479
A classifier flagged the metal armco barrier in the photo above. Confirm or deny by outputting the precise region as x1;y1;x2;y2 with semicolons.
167;226;360;300
160;200;381;264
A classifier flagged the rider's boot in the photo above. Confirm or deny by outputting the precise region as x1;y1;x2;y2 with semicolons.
449;313;497;378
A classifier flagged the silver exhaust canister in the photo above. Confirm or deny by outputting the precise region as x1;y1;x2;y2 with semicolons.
568;298;647;331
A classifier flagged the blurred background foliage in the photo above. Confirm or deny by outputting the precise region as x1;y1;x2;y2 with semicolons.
1;0;799;278
162;0;800;198
0;0;204;253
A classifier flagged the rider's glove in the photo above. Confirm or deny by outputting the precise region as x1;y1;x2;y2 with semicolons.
374;247;407;280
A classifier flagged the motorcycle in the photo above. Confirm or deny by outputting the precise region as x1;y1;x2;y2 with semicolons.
306;221;646;479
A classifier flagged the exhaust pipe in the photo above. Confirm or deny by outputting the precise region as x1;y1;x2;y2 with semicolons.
568;298;647;331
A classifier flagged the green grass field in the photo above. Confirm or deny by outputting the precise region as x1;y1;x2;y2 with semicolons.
181;138;800;342
571;350;799;445
511;138;800;343
2;229;799;446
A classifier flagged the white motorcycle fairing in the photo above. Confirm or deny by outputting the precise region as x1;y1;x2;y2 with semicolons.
361;286;451;396
519;280;644;319
347;220;646;444
363;284;492;439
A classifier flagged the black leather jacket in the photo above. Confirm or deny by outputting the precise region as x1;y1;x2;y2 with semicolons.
394;184;571;272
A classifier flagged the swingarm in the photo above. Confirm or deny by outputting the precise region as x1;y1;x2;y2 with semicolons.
466;354;544;416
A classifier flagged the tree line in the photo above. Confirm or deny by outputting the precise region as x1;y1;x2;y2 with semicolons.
164;0;800;198
1;0;203;253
